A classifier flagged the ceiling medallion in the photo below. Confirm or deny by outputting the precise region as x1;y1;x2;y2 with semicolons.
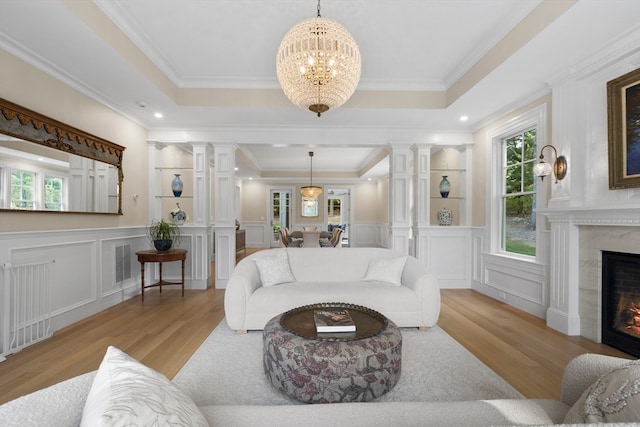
276;0;361;117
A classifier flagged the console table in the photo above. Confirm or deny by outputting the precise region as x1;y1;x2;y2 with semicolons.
136;249;188;302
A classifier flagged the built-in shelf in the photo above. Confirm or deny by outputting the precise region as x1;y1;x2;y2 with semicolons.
431;168;466;172
430;196;464;200
154;195;193;199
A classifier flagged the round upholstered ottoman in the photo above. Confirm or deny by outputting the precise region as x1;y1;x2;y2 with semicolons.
262;312;402;403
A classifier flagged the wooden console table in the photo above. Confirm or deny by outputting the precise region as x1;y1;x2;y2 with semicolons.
136;249;188;302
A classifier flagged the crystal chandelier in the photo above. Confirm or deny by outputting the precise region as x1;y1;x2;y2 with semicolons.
300;151;323;199
276;0;361;117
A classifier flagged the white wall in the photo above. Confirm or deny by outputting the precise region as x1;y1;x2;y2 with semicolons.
0;48;149;232
539;28;640;336
0;49;153;356
0;226;211;357
470;28;640;332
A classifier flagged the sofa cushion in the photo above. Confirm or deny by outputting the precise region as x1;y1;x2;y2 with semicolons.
247;281;420;318
564;359;640;423
254;250;296;287
286;248;403;283
0;371;96;427
363;256;407;286
81;346;209;427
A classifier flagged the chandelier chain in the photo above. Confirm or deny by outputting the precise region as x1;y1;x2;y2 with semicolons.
317;0;321;17
309;151;314;186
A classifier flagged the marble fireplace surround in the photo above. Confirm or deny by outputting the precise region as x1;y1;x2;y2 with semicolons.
544;208;640;342
580;223;640;342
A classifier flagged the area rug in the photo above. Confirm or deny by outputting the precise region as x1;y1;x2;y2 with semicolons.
172;320;523;407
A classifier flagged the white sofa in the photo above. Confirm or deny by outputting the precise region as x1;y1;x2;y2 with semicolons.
223;247;441;331
1;353;638;426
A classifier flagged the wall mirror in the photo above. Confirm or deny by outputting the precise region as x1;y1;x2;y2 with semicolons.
0;98;125;214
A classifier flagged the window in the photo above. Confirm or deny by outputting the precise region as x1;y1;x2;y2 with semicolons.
44;175;64;210
501;128;537;256
327;198;341;226
488;104;547;262
11;170;35;209
7;168;65;211
270;190;291;244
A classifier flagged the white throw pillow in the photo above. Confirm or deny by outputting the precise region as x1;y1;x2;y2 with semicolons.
362;256;407;286
254;251;296;287
564;359;640;424
81;346;209;427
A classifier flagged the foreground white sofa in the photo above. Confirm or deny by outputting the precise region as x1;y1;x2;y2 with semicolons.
1;353;638;426
224;247;441;331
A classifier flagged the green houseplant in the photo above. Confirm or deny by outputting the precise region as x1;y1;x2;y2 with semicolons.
147;219;181;251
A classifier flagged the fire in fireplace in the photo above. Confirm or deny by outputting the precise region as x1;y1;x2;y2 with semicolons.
602;251;640;357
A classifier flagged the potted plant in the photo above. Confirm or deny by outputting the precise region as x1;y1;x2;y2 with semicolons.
147;219;181;252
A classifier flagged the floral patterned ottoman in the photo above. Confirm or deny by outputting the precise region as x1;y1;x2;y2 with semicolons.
262;314;402;403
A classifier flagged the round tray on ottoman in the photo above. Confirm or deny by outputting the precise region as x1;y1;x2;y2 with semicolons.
263;303;402;403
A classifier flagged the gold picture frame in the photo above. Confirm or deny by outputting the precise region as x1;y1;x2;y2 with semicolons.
607;67;640;189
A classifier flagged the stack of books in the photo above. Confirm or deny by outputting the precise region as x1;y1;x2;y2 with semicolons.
313;309;356;334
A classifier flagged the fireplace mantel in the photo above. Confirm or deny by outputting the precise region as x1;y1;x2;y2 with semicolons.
538;206;640;339
538;207;640;226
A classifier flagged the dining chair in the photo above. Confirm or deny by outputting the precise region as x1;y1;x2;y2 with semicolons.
330;228;343;247
278;228;290;247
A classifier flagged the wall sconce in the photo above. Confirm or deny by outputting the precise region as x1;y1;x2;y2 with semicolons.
533;145;567;183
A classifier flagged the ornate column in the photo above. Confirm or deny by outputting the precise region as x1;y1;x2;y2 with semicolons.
388;144;413;254
190;143;212;225
147;141;165;222
544;216;583;335
413;144;433;261
190;142;213;289
213;145;237;289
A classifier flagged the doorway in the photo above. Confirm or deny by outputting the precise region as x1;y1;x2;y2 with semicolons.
270;189;292;247
326;188;350;246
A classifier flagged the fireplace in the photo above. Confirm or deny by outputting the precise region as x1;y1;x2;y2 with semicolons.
602;251;640;357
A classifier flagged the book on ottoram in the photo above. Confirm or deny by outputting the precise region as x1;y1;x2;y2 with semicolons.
313;309;356;333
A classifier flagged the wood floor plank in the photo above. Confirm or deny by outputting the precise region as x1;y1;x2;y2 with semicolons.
0;264;634;404
438;289;632;398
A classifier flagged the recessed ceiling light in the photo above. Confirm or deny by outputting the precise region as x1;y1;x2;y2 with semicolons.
460;115;468;122
367;178;372;181
154;112;163;119
234;167;239;171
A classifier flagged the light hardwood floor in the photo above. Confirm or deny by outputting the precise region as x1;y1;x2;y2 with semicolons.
0;250;632;405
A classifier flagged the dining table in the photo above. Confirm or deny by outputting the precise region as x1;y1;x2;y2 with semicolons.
289;230;330;247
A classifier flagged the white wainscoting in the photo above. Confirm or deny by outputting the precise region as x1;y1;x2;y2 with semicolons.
476;253;546;319
470;227;547;319
0;226;212;357
350;222;384;248
414;226;471;289
241;222;271;248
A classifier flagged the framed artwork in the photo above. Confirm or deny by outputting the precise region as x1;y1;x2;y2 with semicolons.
607;67;640;189
301;197;318;217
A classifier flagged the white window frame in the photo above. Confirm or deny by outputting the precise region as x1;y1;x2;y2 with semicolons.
43;173;67;211
1;164;68;211
487;104;548;264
